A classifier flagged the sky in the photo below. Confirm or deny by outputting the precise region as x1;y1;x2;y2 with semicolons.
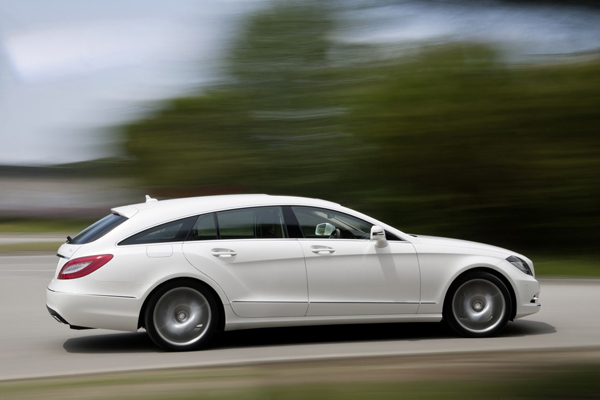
0;0;258;166
1;0;600;166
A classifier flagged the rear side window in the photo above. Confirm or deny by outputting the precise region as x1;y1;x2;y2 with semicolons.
188;213;218;241
217;207;287;239
70;214;127;244
120;216;196;245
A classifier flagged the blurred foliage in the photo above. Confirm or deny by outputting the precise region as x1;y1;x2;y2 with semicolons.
533;256;600;277
2;361;600;399
0;219;92;233
126;1;357;194
0;242;64;253
124;0;600;252
345;47;600;251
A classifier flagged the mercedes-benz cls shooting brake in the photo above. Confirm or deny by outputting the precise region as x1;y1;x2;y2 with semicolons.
47;194;541;351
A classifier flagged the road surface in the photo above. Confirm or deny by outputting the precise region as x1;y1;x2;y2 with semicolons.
1;254;599;381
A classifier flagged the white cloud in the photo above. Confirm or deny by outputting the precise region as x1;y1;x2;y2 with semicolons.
4;18;197;84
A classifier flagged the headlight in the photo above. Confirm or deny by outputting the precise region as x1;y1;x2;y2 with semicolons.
507;255;532;276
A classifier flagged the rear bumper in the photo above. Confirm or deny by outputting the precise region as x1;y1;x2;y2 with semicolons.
47;305;69;325
46;287;141;332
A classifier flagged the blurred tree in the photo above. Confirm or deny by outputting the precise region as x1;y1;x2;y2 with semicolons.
126;0;361;198
124;0;600;252
345;45;600;250
126;90;253;188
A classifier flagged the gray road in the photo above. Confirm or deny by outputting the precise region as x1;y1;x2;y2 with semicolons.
1;254;599;381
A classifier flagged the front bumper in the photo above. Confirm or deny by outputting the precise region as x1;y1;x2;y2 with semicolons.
513;276;541;319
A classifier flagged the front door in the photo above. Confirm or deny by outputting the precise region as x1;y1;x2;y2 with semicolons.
291;206;420;316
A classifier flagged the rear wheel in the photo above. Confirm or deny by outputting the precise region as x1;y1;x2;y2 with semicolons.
144;281;218;351
443;271;511;337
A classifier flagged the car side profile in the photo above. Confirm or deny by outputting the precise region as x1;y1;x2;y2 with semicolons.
47;194;541;351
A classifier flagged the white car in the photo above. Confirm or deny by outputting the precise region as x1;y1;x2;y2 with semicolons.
47;194;540;351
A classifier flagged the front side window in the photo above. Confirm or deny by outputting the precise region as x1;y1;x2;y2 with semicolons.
292;207;372;240
120;216;196;245
217;207;287;239
70;213;127;244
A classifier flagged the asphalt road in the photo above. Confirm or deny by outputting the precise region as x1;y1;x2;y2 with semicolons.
1;254;599;381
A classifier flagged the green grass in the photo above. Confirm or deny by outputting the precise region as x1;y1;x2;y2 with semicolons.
0;238;599;279
0;362;599;400
0;219;598;277
534;256;600;278
0;219;92;234
0;242;63;253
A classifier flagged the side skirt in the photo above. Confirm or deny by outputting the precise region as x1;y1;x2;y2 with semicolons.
222;306;442;332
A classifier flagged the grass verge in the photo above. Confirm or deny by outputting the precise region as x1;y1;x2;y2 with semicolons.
0;219;91;234
533;256;600;278
0;351;599;400
0;240;598;278
0;242;63;253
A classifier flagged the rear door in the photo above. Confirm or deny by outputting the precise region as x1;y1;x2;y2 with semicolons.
182;207;308;318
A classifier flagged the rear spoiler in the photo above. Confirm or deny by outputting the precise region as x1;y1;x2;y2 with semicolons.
56;242;78;260
110;205;139;219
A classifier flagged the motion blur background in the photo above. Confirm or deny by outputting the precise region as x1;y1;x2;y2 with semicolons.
1;2;600;398
1;0;599;258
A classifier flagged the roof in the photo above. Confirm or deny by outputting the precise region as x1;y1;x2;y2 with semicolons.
111;194;341;222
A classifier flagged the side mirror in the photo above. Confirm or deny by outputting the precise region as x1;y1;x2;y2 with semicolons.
370;225;387;246
315;222;336;236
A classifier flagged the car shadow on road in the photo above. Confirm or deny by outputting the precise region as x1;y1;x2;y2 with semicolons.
211;322;453;350
210;319;556;350
63;332;158;354
500;320;556;337
62;320;556;354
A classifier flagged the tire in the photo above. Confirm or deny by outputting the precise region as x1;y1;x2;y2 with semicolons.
144;281;219;351
443;271;511;338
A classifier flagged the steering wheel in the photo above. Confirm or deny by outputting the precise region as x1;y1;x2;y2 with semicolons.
329;228;341;239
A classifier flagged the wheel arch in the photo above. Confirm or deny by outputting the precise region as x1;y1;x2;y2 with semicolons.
138;277;226;332
444;267;517;321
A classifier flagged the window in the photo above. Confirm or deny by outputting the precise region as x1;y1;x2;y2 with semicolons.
188;213;218;241
291;207;372;240
386;231;402;241
70;213;127;244
120;216;196;245
217;207;287;239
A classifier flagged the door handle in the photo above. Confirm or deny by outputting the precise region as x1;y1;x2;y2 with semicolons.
211;248;237;258
310;246;335;255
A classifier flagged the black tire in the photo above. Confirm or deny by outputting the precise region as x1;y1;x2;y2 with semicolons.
443;271;511;338
144;280;219;351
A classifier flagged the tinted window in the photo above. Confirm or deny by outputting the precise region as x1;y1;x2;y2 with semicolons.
120;216;196;245
386;231;403;241
70;214;127;244
292;207;372;240
217;207;287;239
188;213;218;241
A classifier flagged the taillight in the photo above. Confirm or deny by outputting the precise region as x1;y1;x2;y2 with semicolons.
58;254;113;279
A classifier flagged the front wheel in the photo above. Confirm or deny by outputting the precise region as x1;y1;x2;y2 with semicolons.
144;281;218;351
443;272;511;338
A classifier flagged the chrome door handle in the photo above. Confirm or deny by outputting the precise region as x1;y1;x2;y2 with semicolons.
310;246;335;255
211;248;237;258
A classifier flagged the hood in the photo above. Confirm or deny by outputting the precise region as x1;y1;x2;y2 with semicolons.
410;234;516;258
